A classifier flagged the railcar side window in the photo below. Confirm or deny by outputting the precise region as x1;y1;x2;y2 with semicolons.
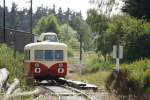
45;50;53;61
55;50;63;61
34;50;44;61
25;50;30;60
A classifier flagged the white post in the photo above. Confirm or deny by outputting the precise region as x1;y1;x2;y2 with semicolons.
116;58;120;72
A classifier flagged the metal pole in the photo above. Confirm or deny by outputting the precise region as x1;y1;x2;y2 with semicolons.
80;33;82;64
79;34;82;76
3;0;6;43
30;0;32;42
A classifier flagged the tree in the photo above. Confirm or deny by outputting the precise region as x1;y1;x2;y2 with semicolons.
9;2;18;29
0;6;3;27
57;7;63;24
52;4;56;15
86;9;109;60
105;15;150;61
87;0;117;61
71;16;92;50
122;0;150;21
59;24;77;41
33;15;60;35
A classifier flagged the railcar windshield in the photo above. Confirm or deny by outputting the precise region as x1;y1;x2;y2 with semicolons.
43;35;58;42
34;50;63;61
45;50;53;60
55;50;63;61
34;50;44;60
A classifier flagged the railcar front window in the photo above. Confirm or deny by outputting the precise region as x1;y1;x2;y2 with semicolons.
45;50;53;61
34;50;44;61
44;35;58;42
55;50;63;61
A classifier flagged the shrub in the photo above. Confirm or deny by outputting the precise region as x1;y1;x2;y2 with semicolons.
84;53;113;73
0;44;24;85
106;59;150;100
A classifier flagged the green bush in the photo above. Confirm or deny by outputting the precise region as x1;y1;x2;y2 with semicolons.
0;44;24;85
106;59;150;99
84;53;113;73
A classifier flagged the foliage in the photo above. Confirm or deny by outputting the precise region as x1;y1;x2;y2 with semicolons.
67;37;80;51
84;52;113;73
106;59;150;99
33;15;60;35
122;0;150;21
71;16;93;51
87;0;119;60
89;0;117;17
105;15;150;61
59;24;79;60
0;44;24;84
86;9;109;60
72;70;111;88
59;24;77;42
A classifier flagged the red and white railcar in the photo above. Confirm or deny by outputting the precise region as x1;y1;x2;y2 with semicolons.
24;41;67;82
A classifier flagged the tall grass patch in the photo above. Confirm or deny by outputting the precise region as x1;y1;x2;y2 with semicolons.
84;52;113;73
0;44;24;85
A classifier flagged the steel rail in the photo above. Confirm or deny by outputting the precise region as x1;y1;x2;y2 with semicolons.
60;85;93;100
40;86;61;100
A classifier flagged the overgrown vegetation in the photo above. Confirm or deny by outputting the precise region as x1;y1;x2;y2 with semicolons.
0;44;24;85
106;59;150;100
84;52;113;73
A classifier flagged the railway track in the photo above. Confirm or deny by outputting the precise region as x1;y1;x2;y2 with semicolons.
39;84;93;100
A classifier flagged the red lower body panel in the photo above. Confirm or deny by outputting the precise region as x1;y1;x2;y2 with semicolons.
27;62;67;80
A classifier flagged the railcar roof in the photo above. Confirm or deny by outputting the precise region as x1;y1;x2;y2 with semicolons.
41;32;57;35
24;41;67;50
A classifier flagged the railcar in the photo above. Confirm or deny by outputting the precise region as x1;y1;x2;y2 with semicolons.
24;41;67;83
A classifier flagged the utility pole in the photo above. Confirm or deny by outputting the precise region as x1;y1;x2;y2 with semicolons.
80;34;82;64
79;32;83;76
30;0;32;42
3;0;6;43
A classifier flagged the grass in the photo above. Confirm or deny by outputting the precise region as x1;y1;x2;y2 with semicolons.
68;71;111;88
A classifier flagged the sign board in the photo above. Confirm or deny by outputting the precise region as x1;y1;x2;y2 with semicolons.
113;45;123;59
113;45;117;59
113;45;123;72
119;46;123;59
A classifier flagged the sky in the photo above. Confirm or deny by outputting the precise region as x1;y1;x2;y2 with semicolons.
0;0;92;19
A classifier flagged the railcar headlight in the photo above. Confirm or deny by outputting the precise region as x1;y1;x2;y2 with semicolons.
35;68;41;73
34;63;41;73
58;67;64;73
